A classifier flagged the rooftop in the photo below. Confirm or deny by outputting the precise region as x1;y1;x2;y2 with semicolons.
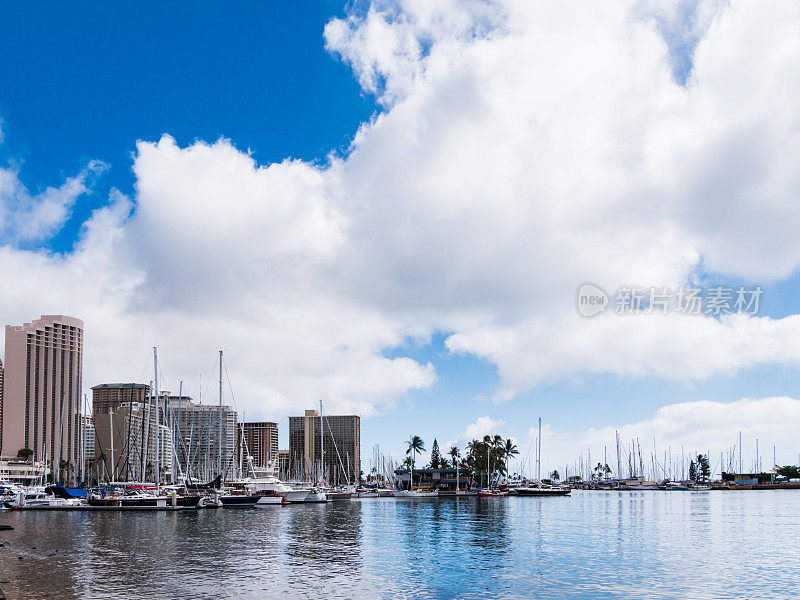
91;383;149;389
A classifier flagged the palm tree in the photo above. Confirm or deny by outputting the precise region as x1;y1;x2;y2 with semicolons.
449;446;461;490
504;439;519;481
448;446;461;466
482;435;493;487
405;435;425;489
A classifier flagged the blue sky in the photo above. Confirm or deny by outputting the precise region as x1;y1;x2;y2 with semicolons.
2;1;800;475
0;1;373;250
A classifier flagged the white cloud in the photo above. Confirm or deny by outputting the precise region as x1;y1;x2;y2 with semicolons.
535;396;800;479
0;160;105;243
444;415;507;450
2;0;800;423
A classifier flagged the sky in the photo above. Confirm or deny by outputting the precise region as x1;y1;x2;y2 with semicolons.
2;0;800;478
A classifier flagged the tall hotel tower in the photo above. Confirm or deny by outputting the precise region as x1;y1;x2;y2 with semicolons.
1;315;84;468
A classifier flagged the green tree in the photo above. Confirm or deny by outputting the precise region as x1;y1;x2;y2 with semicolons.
777;465;800;479
697;454;711;482
550;470;560;482
448;446;461;467
58;460;73;484
504;439;519;479
430;438;442;469
17;448;33;460
689;459;697;482
405;435;425;489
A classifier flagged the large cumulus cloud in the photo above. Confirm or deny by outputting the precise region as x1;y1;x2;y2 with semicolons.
2;0;800;420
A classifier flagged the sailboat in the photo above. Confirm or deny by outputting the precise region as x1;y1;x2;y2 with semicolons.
516;418;571;497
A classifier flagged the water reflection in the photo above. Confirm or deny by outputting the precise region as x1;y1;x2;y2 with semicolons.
2;492;800;599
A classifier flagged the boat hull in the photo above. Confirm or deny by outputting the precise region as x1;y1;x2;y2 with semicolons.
87;496;200;509
515;487;571;497
326;492;353;501
219;495;261;507
255;495;286;506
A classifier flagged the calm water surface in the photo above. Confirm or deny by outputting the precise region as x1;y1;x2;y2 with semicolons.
1;491;799;599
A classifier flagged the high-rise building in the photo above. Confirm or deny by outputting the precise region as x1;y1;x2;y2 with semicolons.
239;421;278;469
165;394;237;480
92;401;172;482
1;316;83;470
289;410;360;484
79;414;95;462
0;358;4;454
91;383;150;415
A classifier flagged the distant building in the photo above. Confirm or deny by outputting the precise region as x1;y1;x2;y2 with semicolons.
79;414;95;462
277;449;290;479
289;410;360;484
394;467;468;491
239;421;278;468
722;472;774;485
0;358;4;454
1;315;84;469
93;401;172;482
91;383;149;415
165;394;237;480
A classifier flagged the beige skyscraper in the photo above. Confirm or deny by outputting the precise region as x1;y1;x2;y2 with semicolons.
1;315;84;471
289;409;360;484
239;421;279;469
0;358;4;454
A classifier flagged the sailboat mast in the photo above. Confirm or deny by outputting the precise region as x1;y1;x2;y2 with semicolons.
109;408;114;483
154;346;160;489
218;350;223;478
320;399;324;485
537;417;542;486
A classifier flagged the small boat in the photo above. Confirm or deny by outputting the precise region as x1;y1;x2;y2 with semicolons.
303;487;328;503
4;490;85;510
326;490;353;501
516;486;571;497
376;488;395;497
476;489;503;497
394;490;438;498
219;493;261;507
87;491;200;509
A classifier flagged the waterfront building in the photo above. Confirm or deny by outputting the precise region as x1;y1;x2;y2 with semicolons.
91;383;150;415
289;410;360;484
394;467;469;491
0;455;48;485
238;421;278;468
1;315;84;472
93;401;172;481
0;358;4;454
721;472;775;486
79;414;95;462
165;394;237;480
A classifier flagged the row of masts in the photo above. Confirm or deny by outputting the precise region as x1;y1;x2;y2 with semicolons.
566;430;783;483
74;348;237;487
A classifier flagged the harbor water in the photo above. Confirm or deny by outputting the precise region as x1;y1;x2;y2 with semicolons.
1;490;798;599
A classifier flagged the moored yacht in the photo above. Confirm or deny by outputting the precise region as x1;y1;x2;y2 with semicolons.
238;459;308;503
